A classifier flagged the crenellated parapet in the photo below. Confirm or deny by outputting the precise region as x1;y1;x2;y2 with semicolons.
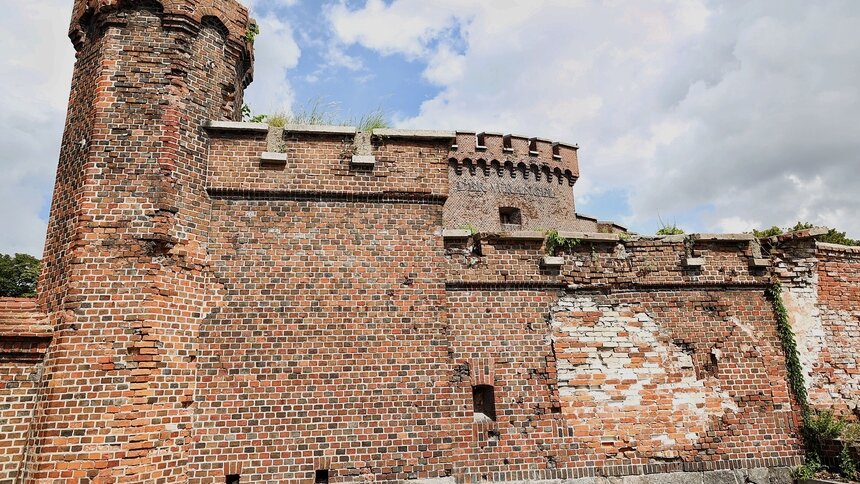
202;121;600;233
451;131;579;186
69;0;254;83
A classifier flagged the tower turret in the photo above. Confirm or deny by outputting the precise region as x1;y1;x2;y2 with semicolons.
27;1;253;481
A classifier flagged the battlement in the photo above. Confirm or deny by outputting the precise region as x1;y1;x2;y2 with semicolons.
203;121;592;233
69;0;253;74
453;131;579;185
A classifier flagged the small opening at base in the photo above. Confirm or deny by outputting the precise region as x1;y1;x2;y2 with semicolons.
226;474;240;484
315;469;330;484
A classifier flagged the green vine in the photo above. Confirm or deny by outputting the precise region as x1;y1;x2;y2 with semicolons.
767;283;859;479
545;229;580;256
767;282;809;415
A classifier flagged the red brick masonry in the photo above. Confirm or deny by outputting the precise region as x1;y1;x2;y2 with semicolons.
1;1;856;483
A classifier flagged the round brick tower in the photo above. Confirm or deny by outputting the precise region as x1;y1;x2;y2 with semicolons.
26;1;253;481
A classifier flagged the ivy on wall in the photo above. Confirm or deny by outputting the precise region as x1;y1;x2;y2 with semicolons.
767;282;809;414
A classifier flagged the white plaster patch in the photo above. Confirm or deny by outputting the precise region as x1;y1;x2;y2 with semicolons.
550;296;737;457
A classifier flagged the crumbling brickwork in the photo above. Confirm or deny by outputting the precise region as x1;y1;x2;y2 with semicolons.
2;1;857;483
773;238;860;417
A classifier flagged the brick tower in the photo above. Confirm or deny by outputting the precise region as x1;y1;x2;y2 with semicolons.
26;0;254;481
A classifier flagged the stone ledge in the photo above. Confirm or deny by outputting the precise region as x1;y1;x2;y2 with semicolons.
817;242;860;254
558;231;621;243
763;227;829;245
283;123;356;135
350;155;376;167
542;256;564;268
683;257;705;267
749;257;771;268
203;120;269;133
372;128;456;139
442;229;473;239
502;230;546;241
691;233;757;242
260;152;287;165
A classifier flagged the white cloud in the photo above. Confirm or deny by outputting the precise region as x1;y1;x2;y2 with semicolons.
0;1;74;256
328;0;860;238
243;0;298;11
327;0;466;59
242;12;301;113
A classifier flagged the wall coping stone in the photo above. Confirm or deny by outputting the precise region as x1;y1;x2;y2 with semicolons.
691;233;757;242
763;227;829;245
816;241;860;254
283;123;356;135
203;120;269;133
502;231;547;241
372;128;456;139
558;231;621;243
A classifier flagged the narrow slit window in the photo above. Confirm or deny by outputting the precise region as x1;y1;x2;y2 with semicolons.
499;207;522;228
315;469;330;484
472;384;497;422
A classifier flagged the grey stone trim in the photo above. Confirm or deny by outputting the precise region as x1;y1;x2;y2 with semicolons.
558;231;621;243
282;124;356;135
259;152;287;165
501;230;546;241
542;256;564;268
350;155;376;167
692;233;757;242
683;257;706;267
371;128;457;140
817;242;860;254
202;120;269;133
442;229;472;239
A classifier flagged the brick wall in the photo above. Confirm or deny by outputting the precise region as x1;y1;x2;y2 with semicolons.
0;298;50;482
190;199;452;482
772;239;860;417
814;244;860;416
18;0;860;482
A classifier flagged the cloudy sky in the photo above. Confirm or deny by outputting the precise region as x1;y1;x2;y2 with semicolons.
2;0;859;256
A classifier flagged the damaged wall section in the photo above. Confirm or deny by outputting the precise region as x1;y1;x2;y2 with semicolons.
549;290;801;468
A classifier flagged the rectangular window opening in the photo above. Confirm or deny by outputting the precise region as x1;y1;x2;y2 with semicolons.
472;384;497;422
499;207;522;228
226;475;240;484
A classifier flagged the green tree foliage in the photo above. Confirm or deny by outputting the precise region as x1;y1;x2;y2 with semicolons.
0;253;40;297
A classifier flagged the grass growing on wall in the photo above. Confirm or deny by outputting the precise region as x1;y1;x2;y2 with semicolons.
243;99;391;131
